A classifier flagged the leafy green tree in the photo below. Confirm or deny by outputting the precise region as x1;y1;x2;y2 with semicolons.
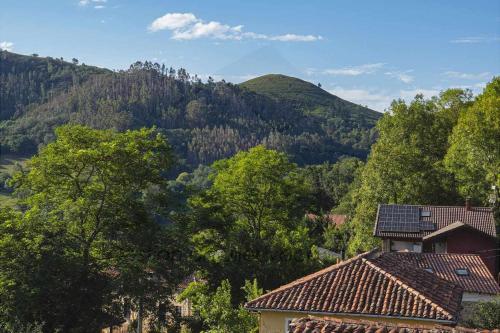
348;92;468;254
187;146;319;301
178;279;261;333
302;157;364;212
464;298;500;329
0;125;187;332
445;78;500;204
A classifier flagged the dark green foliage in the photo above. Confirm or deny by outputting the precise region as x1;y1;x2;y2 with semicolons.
0;126;188;332
0;52;380;170
301;158;364;212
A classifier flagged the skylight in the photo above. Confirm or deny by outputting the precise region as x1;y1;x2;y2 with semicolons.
455;268;469;276
424;267;434;273
420;210;431;217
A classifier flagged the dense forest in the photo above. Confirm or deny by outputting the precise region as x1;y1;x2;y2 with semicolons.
0;51;380;170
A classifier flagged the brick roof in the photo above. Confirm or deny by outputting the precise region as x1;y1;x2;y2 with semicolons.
306;213;347;227
374;205;496;239
379;253;500;295
289;318;499;333
245;250;463;323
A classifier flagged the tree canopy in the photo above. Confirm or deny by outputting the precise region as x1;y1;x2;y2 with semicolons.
0;125;188;332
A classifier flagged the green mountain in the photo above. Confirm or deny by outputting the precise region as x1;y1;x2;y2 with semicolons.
0;51;381;171
240;74;379;122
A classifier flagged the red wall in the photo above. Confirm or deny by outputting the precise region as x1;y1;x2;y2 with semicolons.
445;229;498;278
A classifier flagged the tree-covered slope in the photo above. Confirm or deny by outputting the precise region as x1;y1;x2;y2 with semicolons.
0;52;381;171
0;51;109;120
240;74;380;123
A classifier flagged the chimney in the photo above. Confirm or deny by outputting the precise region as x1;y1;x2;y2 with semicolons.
465;197;472;211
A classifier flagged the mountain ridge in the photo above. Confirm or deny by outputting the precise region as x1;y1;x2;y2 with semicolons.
0;51;381;171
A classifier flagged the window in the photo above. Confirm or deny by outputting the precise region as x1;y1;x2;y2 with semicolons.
424;267;434;273
455;268;469;276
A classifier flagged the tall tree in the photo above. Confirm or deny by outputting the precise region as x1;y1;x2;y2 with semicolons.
0;125;187;332
445;78;500;205
187;146;319;301
347;91;469;254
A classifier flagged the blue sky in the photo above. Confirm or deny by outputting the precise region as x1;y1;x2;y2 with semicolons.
1;0;499;111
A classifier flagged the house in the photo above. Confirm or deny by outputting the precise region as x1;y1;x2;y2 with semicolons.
245;250;464;333
288;317;499;333
373;202;498;276
379;252;500;302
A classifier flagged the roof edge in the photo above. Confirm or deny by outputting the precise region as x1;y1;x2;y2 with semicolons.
244;308;456;324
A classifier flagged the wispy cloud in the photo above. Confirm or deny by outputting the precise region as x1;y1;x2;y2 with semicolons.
444;71;492;80
78;0;106;8
148;13;322;42
329;86;443;112
329;87;392;111
450;36;500;44
385;70;414;83
0;41;14;52
323;63;384;76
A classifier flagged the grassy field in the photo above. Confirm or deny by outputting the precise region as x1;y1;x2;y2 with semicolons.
0;154;30;208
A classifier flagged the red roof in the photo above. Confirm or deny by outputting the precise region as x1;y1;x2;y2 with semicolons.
306;213;347;227
289;317;500;333
245;250;463;323
380;253;500;295
374;205;496;239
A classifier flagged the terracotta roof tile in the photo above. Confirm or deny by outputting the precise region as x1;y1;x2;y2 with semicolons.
374;205;496;239
306;213;348;227
245;251;463;322
289;317;499;333
380;253;500;295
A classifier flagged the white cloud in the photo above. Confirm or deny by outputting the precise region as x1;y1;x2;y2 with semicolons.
444;71;492;80
450;36;500;44
149;13;197;32
329;87;393;111
323;63;384;76
329;86;443;112
94;5;105;9
399;88;440;100
0;41;14;51
78;0;106;7
385;70;414;83
149;12;322;42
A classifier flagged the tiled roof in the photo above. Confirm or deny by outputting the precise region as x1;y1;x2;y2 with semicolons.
380;253;500;295
245;250;463;322
306;214;347;227
374;205;496;239
289;318;499;333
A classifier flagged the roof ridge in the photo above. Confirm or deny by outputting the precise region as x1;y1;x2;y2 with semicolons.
363;258;458;319
245;249;378;306
394;252;482;257
379;204;493;210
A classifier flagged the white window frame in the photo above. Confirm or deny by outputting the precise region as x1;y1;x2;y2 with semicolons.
285;317;295;332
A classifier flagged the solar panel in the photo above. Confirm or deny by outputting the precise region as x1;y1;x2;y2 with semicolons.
377;205;420;233
420;221;436;231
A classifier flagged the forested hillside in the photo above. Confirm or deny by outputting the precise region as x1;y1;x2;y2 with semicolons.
0;51;380;170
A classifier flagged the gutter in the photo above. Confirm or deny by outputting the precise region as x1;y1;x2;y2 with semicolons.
244;308;456;325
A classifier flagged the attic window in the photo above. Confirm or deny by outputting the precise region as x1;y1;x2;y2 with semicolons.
455;268;469;276
424;267;434;273
420;211;431;217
